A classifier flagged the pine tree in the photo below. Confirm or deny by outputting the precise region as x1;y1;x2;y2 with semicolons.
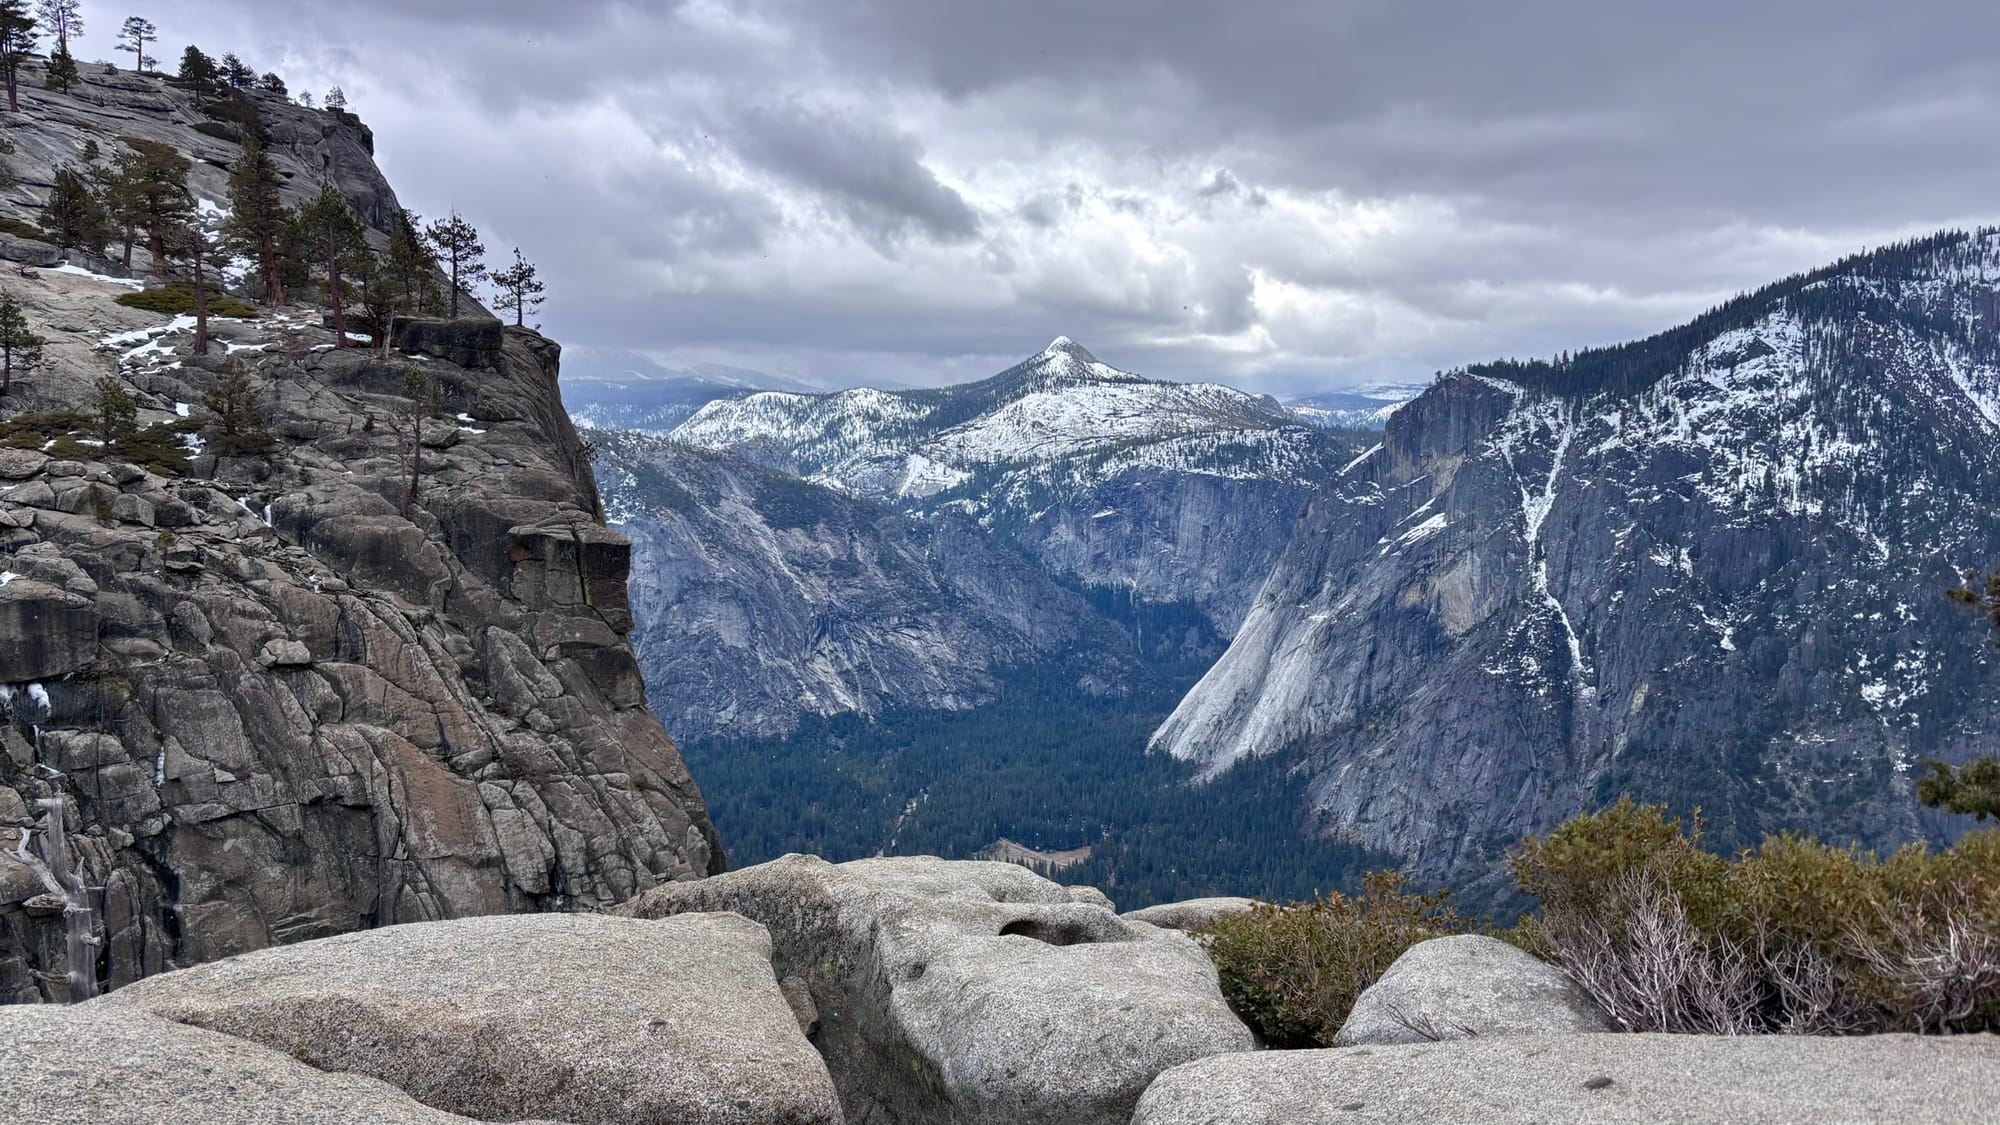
296;90;314;110
117;16;155;73
489;247;545;327
218;52;253;90
175;45;218;94
384;209;441;315
324;85;345;110
42;164;106;250
224;134;287;305
401;368;439;508
94;376;136;446
201;367;271;454
290;183;369;346
43;41;75;92
169;213;223;355
1916;758;2000;822
0;0;36;113
33;0;75;50
0;289;43;398
424;211;486;319
106;138;192;276
257;71;286;97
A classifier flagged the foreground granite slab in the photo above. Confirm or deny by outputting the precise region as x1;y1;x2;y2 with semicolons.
93;912;840;1125
1133;1031;2000;1125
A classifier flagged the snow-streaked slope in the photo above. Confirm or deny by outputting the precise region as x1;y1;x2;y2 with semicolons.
672;337;1320;495
1154;229;2000;896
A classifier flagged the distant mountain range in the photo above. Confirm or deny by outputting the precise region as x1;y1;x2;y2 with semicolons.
1284;383;1431;429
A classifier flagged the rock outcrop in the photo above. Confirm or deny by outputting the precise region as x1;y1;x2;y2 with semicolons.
0;67;718;1002
95;912;840;1125
1132;1032;2000;1125
620;854;1255;1125
1122;896;1258;931
1;1004;487;1124
1333;934;1613;1046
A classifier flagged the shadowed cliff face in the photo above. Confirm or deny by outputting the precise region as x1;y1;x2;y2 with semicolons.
1154;232;2000;901
0;71;718;1003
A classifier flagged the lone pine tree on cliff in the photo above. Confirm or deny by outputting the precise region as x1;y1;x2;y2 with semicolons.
425;211;486;319
117;16;155;73
490;248;544;328
0;0;37;113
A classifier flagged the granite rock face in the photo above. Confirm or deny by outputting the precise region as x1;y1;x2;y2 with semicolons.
95;913;840;1125
1154;233;2000;898
0;1004;485;1124
597;435;1142;741
620;854;1255;1125
1131;1032;2000;1125
0;68;717;1002
1333;935;1614;1046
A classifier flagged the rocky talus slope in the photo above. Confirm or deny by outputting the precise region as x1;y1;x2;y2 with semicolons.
0;69;719;1003
1155;232;2000;897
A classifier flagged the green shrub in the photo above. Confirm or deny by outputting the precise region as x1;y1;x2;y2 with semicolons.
1198;871;1472;1047
116;285;260;319
1515;799;2000;1035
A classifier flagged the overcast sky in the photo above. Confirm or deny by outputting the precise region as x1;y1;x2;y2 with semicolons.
82;1;2000;393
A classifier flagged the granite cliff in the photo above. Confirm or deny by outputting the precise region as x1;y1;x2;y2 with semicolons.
0;59;719;1002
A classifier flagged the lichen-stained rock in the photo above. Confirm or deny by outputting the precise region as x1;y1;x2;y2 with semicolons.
1131;1033;2000;1125
620;854;1254;1125
0;1004;486;1125
0;71;719;1002
96;913;842;1125
1333;934;1614;1046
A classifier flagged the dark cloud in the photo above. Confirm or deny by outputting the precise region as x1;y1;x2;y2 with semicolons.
111;0;2000;393
719;99;980;245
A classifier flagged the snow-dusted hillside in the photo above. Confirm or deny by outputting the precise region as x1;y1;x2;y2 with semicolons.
665;337;1369;632
1155;230;2000;898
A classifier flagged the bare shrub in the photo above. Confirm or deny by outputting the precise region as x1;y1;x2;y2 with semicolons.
1516;799;2000;1036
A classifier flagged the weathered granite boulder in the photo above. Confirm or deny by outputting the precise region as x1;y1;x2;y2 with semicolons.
620;854;1254;1125
0;1004;486;1124
1334;934;1614;1046
1131;1032;2000;1125
0;232;61;266
392;317;505;369
95;912;840;1125
1123;896;1258;931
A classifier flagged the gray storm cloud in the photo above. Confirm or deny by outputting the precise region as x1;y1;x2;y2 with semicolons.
85;0;2000;390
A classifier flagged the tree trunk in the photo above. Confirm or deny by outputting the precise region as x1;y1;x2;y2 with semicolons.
2;348;12;398
192;246;209;356
148;227;167;278
121;228;134;268
260;234;283;306
328;254;346;347
448;255;460;319
406;413;422;506
5;64;17;113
